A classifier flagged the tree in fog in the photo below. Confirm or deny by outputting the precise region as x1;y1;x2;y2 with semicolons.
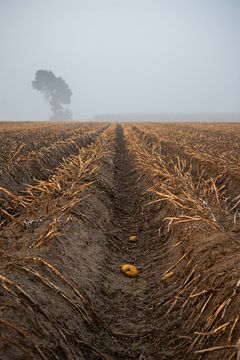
32;70;73;120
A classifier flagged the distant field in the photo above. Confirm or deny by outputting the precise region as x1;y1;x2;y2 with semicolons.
0;122;239;359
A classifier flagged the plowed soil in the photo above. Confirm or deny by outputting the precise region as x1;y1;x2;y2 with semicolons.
0;123;239;360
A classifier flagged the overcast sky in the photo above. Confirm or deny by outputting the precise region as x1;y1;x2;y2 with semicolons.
0;0;240;120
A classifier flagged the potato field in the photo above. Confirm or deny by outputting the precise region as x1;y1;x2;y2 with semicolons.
0;122;239;360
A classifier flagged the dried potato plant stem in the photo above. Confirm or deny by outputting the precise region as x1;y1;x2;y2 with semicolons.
0;319;48;360
0;274;74;358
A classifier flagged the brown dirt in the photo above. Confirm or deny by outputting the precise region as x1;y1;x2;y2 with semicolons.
0;123;239;360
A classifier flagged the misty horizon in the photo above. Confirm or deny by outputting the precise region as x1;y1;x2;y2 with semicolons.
1;0;240;121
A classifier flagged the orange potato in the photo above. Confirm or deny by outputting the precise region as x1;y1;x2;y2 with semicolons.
120;264;138;277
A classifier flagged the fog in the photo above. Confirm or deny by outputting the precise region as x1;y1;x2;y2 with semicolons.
0;0;240;120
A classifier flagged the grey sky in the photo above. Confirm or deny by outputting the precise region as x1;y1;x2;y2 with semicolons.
0;0;240;120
